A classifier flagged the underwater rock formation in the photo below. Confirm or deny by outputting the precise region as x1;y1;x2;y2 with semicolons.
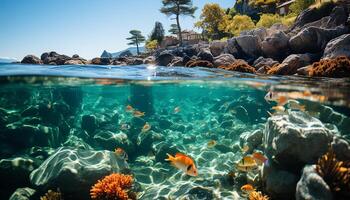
296;165;333;200
264;111;333;169
30;147;129;200
9;187;36;200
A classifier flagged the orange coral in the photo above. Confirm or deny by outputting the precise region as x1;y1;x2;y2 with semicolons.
219;60;256;74
266;63;296;75
90;173;134;200
249;191;270;200
309;56;350;78
185;60;214;68
40;189;63;200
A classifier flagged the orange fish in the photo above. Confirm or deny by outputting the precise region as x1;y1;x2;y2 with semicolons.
133;110;145;117
142;122;151;132
252;152;268;165
241;184;255;194
207;140;217;148
115;148;128;161
165;153;198;177
174;106;181;114
237;156;258;172
126;105;133;112
265;90;327;105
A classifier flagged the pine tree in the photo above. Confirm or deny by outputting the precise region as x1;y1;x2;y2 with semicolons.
160;0;197;46
168;24;180;35
126;30;145;55
150;22;165;44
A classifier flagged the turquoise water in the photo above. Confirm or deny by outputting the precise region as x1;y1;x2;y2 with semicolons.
0;63;349;200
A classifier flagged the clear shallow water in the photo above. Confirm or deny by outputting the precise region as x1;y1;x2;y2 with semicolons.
0;63;349;199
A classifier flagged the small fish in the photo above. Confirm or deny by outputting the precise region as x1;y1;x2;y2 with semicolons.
265;90;327;105
252;152;268;165
165;153;198;177
142;122;151;132
207;140;217;148
133;110;145;117
174;106;181;114
126;105;134;112
241;184;255;194
120;123;130;130
115;148;128;161
237;156;258;172
287;100;305;111
265;91;288;106
241;145;249;153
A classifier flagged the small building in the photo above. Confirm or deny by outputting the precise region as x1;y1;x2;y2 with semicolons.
276;0;296;15
180;30;202;43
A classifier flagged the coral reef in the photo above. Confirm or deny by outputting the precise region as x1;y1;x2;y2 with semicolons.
40;189;63;200
90;173;134;200
218;60;256;73
316;149;350;197
185;60;214;68
249;191;269;200
308;56;350;78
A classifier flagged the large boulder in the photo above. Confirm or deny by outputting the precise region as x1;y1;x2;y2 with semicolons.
267;53;314;75
209;40;226;57
41;52;71;65
323;34;350;59
213;54;236;67
156;51;175;66
289;26;348;54
261;31;290;59
264;111;334;169
296;165;333;200
226;35;262;61
241;27;268;41
30;147;129;200
197;48;214;62
253;57;279;70
21;55;42;65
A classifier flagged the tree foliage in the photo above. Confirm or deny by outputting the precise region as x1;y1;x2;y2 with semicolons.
195;3;227;40
219;15;255;36
160;0;197;45
168;24;180;35
290;0;316;15
126;30;145;55
145;40;158;52
256;14;282;28
150;22;165;43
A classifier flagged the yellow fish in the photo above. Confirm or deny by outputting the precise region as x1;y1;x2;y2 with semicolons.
237;156;258;172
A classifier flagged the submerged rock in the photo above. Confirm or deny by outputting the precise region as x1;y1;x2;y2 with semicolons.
264;111;334;169
9;187;36;200
296;165;333;200
30;147;129;200
265;166;298;200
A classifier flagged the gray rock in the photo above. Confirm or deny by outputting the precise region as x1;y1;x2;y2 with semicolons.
319;106;350;135
209;40;226;57
213;54;236;67
253;57;279;70
81;114;97;135
331;137;350;161
265;167;299;200
261;31;290;59
226;35;262;60
296;165;333;200
289;26;348;54
156;51;175;66
241;27;268;41
21;55;42;65
90;57;111;65
93;131;132;151
197;48;214;62
30;147;129;200
240;129;263;150
323;34;350;59
143;56;156;65
168;56;184;67
183;186;215;200
264;111;334;168
128;58;143;65
271;54;314;75
9;187;36;200
64;59;84;65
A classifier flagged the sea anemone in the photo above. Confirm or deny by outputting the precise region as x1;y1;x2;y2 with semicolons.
308;56;350;78
219;60;256;74
185;60;214;68
249;191;269;200
40;189;63;200
316;149;350;197
90;173;134;200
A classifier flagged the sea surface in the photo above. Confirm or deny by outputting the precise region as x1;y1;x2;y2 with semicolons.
0;63;349;199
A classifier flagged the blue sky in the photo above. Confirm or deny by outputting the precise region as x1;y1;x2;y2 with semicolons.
0;0;234;59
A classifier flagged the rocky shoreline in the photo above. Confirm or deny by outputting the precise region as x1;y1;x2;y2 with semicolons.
20;4;350;78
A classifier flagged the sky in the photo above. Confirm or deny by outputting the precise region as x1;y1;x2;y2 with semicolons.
0;0;234;60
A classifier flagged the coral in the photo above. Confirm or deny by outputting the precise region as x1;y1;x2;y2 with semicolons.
185;60;214;68
309;56;350;78
266;63;283;75
90;173;134;200
40;189;63;200
316;149;350;197
219;60;256;73
249;191;269;200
